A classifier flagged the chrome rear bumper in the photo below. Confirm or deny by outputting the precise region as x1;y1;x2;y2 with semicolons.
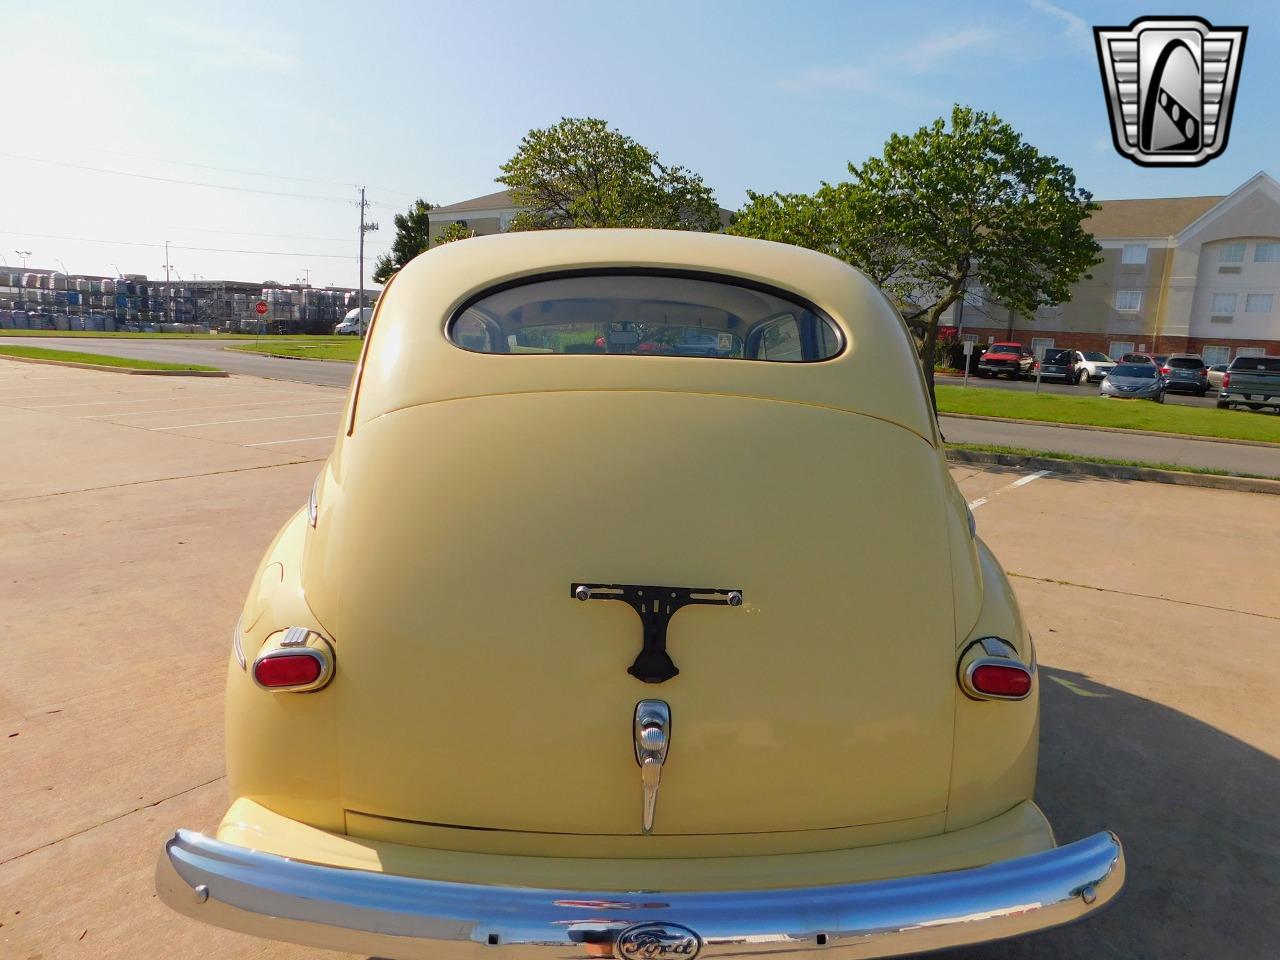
158;828;1122;959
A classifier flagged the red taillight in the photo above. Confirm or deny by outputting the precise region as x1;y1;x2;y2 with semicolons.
970;663;1033;698
1222;373;1231;388
254;653;323;688
1160;366;1171;375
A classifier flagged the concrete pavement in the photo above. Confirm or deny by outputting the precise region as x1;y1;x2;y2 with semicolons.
2;360;1278;959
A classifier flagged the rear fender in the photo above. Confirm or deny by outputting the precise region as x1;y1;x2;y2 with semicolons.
228;507;343;833
945;540;1039;832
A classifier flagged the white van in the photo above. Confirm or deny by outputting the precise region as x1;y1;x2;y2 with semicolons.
334;307;373;336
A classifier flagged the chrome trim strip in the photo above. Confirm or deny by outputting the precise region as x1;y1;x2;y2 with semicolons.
232;615;246;671
307;474;320;528
157;829;1123;960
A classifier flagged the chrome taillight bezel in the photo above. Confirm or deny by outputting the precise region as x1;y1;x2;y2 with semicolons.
251;628;334;693
959;636;1034;702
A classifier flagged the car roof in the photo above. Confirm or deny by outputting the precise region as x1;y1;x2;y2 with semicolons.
347;230;938;443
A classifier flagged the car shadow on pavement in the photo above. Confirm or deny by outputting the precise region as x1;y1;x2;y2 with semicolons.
934;665;1280;959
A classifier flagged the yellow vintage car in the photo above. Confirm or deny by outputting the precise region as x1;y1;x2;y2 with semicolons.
157;230;1124;958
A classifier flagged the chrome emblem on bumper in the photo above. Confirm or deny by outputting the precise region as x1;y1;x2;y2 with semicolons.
616;922;702;960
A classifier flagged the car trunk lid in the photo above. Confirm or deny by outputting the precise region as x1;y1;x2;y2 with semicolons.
319;391;957;838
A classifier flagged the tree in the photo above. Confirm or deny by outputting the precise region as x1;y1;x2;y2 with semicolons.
731;105;1101;408
433;221;476;245
498;117;721;232
372;199;435;283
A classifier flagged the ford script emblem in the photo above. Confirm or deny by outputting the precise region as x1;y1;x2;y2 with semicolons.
615;922;702;960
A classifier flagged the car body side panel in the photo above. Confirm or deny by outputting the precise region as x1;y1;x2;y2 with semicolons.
318;392;957;838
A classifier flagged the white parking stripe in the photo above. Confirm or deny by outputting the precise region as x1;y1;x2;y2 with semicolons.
78;396;339;419
247;435;336;446
155;411;339;430
967;469;1052;510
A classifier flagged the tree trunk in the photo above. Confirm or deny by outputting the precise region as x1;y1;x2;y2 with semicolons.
920;304;947;417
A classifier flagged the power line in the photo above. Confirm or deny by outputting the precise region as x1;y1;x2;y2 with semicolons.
158;225;353;242
89;147;420;198
0;228;390;261
0;151;356;203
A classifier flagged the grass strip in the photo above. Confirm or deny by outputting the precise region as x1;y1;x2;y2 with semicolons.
0;345;219;372
948;442;1275;481
0;330;350;340
230;341;361;361
937;384;1279;444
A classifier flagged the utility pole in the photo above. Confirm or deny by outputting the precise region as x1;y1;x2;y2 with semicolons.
358;187;379;334
161;240;174;325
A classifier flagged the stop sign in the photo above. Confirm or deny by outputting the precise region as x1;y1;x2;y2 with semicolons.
255;301;268;316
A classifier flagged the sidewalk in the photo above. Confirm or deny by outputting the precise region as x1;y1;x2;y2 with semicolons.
940;415;1280;478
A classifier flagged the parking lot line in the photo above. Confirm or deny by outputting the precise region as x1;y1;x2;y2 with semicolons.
78;396;340;419
247;434;337;446
154;411;341;430
967;468;1052;510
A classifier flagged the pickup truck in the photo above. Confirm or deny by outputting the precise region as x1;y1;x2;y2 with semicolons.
977;342;1034;379
1217;355;1280;411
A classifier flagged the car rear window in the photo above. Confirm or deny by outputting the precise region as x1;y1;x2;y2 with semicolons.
1167;357;1204;368
449;273;843;362
1230;356;1280;372
1042;349;1069;363
989;343;1022;352
1112;364;1157;378
1083;352;1111;362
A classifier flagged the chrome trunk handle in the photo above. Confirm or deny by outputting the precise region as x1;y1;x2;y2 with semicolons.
634;701;670;834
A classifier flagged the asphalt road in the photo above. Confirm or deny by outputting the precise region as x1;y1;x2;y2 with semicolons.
0;336;355;387
4;338;1276;475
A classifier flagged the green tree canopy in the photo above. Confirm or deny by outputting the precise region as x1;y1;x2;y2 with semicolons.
498;117;721;232
372;198;435;284
731;105;1101;406
434;221;476;245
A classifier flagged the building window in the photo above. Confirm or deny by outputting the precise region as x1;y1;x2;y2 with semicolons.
1202;345;1231;366
1236;347;1265;358
1210;293;1238;314
960;333;979;345
1109;341;1134;358
1245;293;1274;313
1219;242;1246;263
1030;338;1055;356
1114;290;1142;311
1253;242;1280;262
1121;244;1148;264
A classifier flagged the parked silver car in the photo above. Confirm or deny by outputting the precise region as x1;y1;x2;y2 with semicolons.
1101;363;1166;402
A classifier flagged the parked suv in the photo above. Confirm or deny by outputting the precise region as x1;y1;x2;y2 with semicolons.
1035;348;1081;384
1076;351;1117;383
1160;354;1209;397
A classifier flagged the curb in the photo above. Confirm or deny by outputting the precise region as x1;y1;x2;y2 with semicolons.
940;411;1280;450
946;448;1280;496
0;354;227;377
223;347;356;364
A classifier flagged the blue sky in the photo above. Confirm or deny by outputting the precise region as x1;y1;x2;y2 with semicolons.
1;0;1273;286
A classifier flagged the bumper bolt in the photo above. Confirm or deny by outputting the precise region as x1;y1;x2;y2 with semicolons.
193;884;209;904
727;591;743;607
1080;883;1097;905
574;585;592;601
